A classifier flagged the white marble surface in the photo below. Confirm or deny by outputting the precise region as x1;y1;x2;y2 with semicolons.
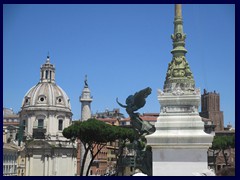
146;89;214;176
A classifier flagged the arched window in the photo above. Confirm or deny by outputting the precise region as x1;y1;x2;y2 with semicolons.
38;119;44;129
45;70;48;79
22;120;26;131
58;119;63;131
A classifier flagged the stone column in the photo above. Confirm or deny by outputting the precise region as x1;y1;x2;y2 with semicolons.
79;77;93;176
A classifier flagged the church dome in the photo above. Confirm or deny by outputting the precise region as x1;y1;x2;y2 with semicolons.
21;56;71;113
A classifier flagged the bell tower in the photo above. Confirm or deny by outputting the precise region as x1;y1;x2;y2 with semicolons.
200;89;224;131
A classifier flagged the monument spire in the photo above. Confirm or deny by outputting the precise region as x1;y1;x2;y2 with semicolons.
175;4;182;17
146;5;214;176
171;4;186;55
163;4;195;93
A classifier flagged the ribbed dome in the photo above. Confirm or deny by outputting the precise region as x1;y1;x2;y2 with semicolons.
21;56;71;113
22;82;71;111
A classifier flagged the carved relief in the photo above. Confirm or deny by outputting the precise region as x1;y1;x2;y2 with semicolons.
191;106;197;113
185;62;193;79
172;85;184;96
161;106;167;113
162;106;198;113
193;88;201;95
165;56;194;80
174;56;184;64
157;89;164;96
171;33;186;42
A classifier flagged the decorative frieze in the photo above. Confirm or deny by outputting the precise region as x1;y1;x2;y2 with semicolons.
160;105;198;114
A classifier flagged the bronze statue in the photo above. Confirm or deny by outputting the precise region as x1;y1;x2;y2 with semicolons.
117;87;155;136
117;87;155;175
84;75;88;87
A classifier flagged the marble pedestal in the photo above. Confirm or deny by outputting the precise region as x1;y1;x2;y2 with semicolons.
146;88;214;176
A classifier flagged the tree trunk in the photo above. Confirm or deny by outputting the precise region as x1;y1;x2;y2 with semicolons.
86;144;106;176
80;144;90;176
222;149;229;166
213;150;220;172
116;140;126;176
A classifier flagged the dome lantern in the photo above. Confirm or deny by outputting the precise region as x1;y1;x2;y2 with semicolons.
40;55;55;83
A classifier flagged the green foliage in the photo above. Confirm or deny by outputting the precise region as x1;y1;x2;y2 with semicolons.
210;135;235;167
63;119;136;144
62;121;80;141
116;126;136;143
63;118;136;176
211;135;235;150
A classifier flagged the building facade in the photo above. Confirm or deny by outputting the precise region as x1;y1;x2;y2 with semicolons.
19;56;77;176
200;90;235;175
3;143;20;176
91;109;123;176
3;108;20;144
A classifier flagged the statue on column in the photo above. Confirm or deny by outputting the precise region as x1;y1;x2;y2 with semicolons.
117;87;155;175
84;75;88;88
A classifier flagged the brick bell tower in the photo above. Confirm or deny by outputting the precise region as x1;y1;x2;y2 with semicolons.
200;89;224;131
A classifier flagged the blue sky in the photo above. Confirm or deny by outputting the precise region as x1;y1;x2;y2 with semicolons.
3;4;235;127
